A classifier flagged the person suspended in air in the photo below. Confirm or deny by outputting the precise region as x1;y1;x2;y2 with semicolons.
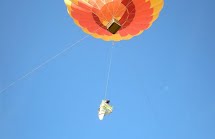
98;100;113;120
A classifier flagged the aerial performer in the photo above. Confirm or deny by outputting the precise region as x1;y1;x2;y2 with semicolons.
64;0;164;120
98;100;113;120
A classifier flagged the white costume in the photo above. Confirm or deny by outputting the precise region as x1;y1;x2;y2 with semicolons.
98;100;113;120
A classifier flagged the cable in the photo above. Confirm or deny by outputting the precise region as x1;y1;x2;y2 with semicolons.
104;43;114;99
0;34;91;95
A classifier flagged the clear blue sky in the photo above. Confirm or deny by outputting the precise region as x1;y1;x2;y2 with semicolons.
1;0;215;139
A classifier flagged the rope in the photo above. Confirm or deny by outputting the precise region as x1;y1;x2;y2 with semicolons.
104;43;114;99
0;34;91;95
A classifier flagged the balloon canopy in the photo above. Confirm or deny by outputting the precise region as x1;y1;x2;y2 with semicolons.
64;0;164;41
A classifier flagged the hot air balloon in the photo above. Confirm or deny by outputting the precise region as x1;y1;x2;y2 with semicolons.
64;0;164;41
64;0;164;121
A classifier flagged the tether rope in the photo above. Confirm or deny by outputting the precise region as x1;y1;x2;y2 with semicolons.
104;43;114;99
0;33;93;94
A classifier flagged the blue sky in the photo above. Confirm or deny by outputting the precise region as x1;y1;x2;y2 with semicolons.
1;0;215;139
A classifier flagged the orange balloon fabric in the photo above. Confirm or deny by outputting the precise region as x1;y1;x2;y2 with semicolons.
64;0;164;41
